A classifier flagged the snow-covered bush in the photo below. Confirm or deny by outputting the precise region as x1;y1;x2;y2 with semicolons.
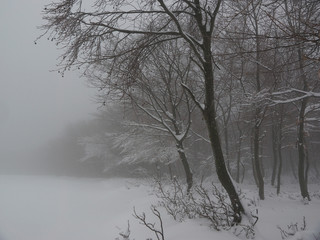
153;177;257;236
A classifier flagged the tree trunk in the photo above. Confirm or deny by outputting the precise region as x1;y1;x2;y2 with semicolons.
305;145;309;186
251;131;259;187
185;1;244;223
202;36;244;223
224;126;231;173
204;109;244;223
241;161;246;184
254;122;264;200
176;141;193;193
236;149;241;184
297;46;310;201
260;142;265;178
276;106;284;195
276;137;283;195
313;156;320;179
297;97;310;200
252;8;264;200
289;151;298;180
271;124;278;186
236;129;243;183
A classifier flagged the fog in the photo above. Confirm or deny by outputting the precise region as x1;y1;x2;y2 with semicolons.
0;0;97;171
0;1;319;239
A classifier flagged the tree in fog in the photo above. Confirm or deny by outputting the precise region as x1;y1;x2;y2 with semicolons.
214;0;320;199
40;0;245;222
90;40;196;191
78;107;123;174
268;0;320;200
219;0;274;200
240;0;267;200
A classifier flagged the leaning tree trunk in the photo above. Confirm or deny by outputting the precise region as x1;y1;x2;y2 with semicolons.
202;38;244;223
174;0;244;224
204;109;244;223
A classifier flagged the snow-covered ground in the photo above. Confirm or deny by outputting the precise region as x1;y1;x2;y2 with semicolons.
0;175;319;240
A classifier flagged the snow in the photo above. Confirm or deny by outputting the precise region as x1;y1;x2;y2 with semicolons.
271;88;320;105
0;176;319;240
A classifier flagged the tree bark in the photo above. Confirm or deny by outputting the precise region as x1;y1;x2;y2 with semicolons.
236;129;243;184
176;141;193;193
251;131;259;187
224;126;231;173
276;106;284;195
276;142;283;195
253;122;264;200
271;124;278;186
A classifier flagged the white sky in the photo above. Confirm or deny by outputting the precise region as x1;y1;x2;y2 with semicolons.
0;0;97;163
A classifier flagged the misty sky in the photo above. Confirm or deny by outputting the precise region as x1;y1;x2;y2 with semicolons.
0;1;97;163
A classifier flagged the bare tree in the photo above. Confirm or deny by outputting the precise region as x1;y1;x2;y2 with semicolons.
93;40;195;192
40;0;244;223
269;0;320;200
